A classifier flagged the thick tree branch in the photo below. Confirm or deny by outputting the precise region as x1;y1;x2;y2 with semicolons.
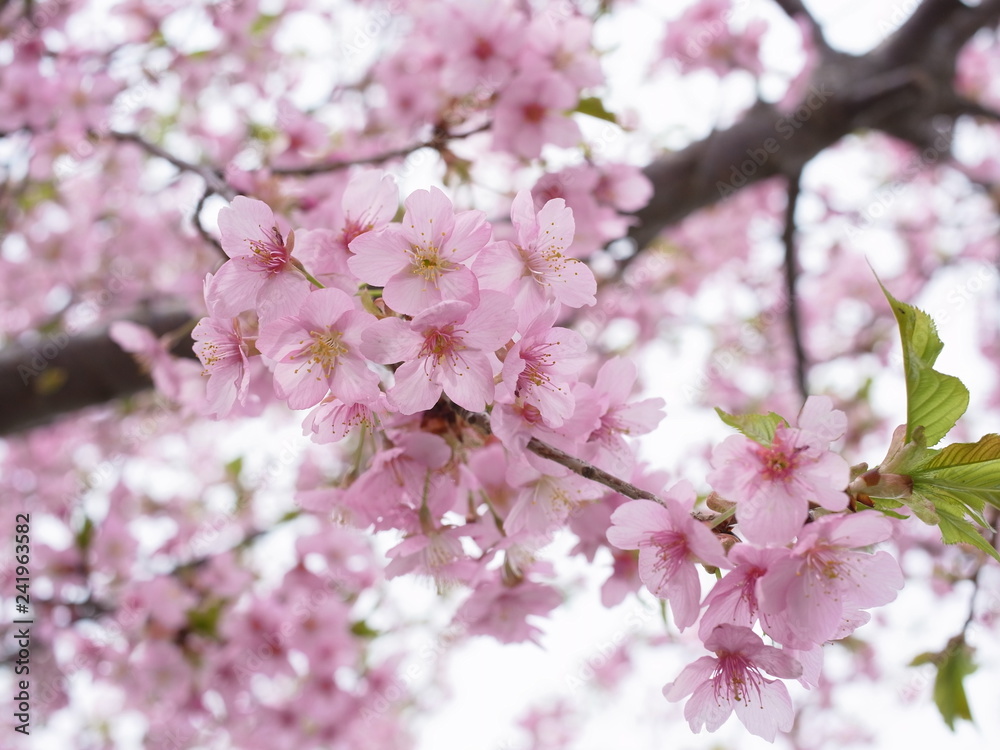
0;305;197;435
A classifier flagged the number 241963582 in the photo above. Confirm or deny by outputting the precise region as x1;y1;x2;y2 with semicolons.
14;513;30;606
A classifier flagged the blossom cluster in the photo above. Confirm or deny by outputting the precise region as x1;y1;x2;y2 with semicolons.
188;177;906;743
608;396;904;740
190;172;665;645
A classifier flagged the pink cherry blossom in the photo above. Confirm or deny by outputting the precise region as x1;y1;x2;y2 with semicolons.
493;70;581;159
456;578;563;644
606;481;730;630
347;186;489;315
707;396;851;545
302;393;390;444
208;196;312;320
575;357;666;474
663;624;803;741
698;545;789;640
362;291;517;413
256;288;380;409
757;513;904;649
498;305;588;428
502;451;605;538
474;189;595;323
192;274;251;417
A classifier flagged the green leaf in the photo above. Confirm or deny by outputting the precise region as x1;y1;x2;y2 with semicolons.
880;284;969;446
574;96;618;124
933;637;977;730
868;497;911;520
910;435;1000;530
187;600;224;639
715;408;787;446
934;499;1000;562
917;435;1000;510
350;620;380;639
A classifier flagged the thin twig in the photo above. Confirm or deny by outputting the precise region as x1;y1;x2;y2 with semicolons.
782;168;809;403
525;437;665;503
961;508;999;636
271;122;491;177
451;403;665;505
194;185;226;259
109;130;235;199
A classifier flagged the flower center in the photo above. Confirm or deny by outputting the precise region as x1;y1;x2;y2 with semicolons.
522;102;546;124
648;529;688;578
715;652;766;706
248;225;289;274
409;245;453;281
419;326;463;366
302;330;346;375
755;443;799;482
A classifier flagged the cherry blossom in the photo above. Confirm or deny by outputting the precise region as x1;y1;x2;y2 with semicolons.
707;396;851;545
664;624;803;741
208;196;312;320
347;186;490;315
607;481;730;630
498;305;588;428
757;513;904;649
493;70;581;159
474;189;596;323
361;291;517;413
256;288;380;409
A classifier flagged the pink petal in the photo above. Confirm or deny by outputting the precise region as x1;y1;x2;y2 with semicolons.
439;351;495;412
360;317;423;363
388;360;442;414
218;196;276;259
348;227;410;284
607;500;671;549
662;655;715;701
462;290;518;351
733;679;793;741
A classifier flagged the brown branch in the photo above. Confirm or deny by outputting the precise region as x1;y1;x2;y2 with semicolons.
782;168;808;403
109;130;235;200
271;122;491;177
524;437;664;504
451;403;665;504
771;0;831;54
0;304;198;435
194;185;226;259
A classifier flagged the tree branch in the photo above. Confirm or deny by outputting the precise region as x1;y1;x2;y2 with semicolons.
270;122;491;177
0;305;197;435
782;168;808;403
109;130;235;200
451;403;665;504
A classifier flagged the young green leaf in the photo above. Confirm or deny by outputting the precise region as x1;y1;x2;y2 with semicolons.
913;434;1000;512
714;408;787;446
574;96;619;124
880;284;969;446
933;499;1000;563
933;637;977;731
